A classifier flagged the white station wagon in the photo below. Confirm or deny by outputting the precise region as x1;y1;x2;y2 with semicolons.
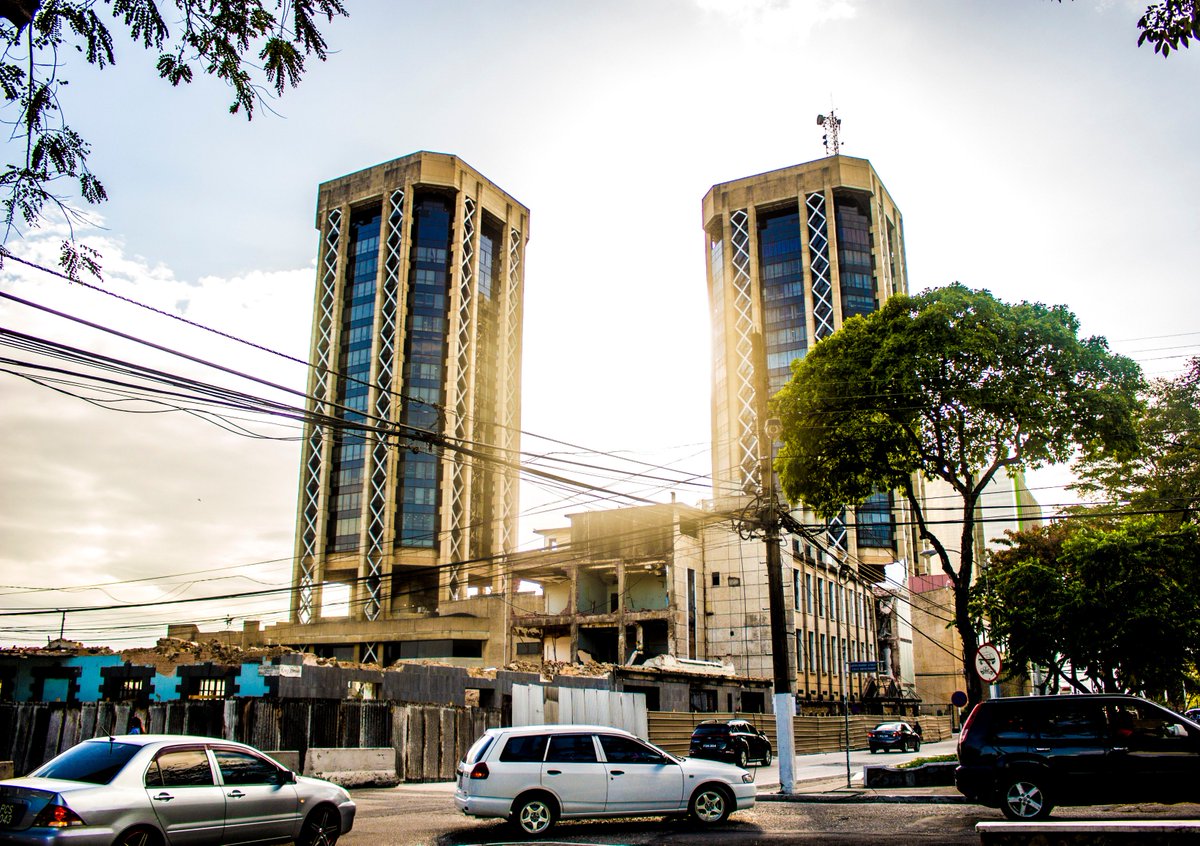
454;724;756;836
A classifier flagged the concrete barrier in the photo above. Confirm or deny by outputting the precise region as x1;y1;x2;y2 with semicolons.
977;820;1200;845
304;747;398;788
264;750;300;773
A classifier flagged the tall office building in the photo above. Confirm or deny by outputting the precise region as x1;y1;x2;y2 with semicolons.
702;155;912;700
703;155;908;554
275;152;529;664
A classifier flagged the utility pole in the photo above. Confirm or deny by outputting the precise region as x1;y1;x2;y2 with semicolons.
752;333;796;793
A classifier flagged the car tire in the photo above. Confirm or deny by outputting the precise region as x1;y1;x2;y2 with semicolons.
913;740;921;753
762;748;773;766
511;792;557;837
1001;776;1053;821
688;784;733;826
870;747;877;753
296;805;342;846
114;827;162;846
734;745;749;768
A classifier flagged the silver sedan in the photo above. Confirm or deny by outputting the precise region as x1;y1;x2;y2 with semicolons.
0;734;355;846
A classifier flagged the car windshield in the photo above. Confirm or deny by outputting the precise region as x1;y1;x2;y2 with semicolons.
691;724;730;736
32;740;141;784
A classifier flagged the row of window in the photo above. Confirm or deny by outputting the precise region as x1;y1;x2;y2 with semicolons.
790;568;869;628
794;630;874;675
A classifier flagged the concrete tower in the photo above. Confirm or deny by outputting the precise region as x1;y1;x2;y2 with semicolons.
280;152;528;665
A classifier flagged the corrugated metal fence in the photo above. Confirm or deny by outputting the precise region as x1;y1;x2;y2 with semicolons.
0;700;503;782
648;712;954;755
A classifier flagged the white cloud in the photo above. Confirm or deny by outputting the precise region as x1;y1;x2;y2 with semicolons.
694;0;856;42
0;232;313;645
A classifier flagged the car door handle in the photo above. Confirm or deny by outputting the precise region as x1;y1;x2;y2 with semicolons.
227;790;245;799
1112;746;1129;753
1034;747;1051;752
152;793;174;802
610;770;625;776
546;769;561;775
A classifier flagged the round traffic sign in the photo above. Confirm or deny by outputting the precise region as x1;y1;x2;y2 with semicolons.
975;642;1002;682
950;690;968;707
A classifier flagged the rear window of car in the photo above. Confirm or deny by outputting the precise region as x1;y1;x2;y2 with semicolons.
463;734;495;765
874;723;904;732
32;741;141;785
691;724;730;736
500;734;549;763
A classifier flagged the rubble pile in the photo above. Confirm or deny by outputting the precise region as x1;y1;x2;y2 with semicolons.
117;638;297;676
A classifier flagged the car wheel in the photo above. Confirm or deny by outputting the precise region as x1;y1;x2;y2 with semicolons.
869;746;877;753
688;784;732;825
511;792;557;837
297;805;342;846
762;748;773;766
735;745;749;768
114;828;161;846
1001;777;1053;821
913;740;921;753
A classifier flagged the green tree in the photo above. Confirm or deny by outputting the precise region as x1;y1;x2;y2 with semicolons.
1073;357;1200;528
772;284;1143;712
0;0;347;278
1058;0;1198;57
982;519;1200;706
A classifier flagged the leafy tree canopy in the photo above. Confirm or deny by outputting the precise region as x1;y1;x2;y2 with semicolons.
981;518;1200;707
772;284;1143;709
1073;356;1200;528
0;0;347;277
1058;0;1199;56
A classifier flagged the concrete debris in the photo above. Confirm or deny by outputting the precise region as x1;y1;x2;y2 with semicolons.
116;638;297;676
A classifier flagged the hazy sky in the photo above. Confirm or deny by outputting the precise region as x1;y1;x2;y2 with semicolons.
1;0;1197;646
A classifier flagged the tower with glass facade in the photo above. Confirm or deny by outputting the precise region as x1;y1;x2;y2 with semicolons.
702;155;914;703
279;152;528;664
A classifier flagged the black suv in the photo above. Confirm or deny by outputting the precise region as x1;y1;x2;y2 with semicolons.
689;719;773;768
956;694;1200;820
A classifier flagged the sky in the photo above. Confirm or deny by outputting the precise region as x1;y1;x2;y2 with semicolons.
1;0;1197;647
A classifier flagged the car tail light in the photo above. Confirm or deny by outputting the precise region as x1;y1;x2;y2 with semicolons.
33;803;84;828
469;762;489;779
959;706;979;749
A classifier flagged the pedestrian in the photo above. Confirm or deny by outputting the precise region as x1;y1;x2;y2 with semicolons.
913;719;923;740
128;715;143;735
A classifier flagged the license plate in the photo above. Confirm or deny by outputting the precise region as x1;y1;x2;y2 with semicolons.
0;801;24;827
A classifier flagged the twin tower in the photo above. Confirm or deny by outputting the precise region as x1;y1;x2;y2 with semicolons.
278;151;907;664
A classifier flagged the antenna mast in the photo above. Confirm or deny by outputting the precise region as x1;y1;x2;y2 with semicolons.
816;110;842;156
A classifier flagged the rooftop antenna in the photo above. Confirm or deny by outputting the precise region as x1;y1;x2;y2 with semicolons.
816;109;842;156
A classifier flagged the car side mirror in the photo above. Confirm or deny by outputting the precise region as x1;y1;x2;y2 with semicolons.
277;769;297;785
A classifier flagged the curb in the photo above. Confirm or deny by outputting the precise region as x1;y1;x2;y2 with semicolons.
756;791;967;804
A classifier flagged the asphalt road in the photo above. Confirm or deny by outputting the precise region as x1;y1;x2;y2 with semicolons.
335;740;1200;846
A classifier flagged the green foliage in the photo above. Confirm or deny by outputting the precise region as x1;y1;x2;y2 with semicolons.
1057;0;1198;57
772;284;1143;710
1073;357;1200;528
773;285;1142;522
981;519;1200;706
1137;0;1199;56
0;0;347;277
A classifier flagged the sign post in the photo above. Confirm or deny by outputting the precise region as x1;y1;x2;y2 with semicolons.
974;643;1002;683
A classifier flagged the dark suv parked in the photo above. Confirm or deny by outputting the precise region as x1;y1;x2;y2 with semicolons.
689;719;773;768
956;694;1200;820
